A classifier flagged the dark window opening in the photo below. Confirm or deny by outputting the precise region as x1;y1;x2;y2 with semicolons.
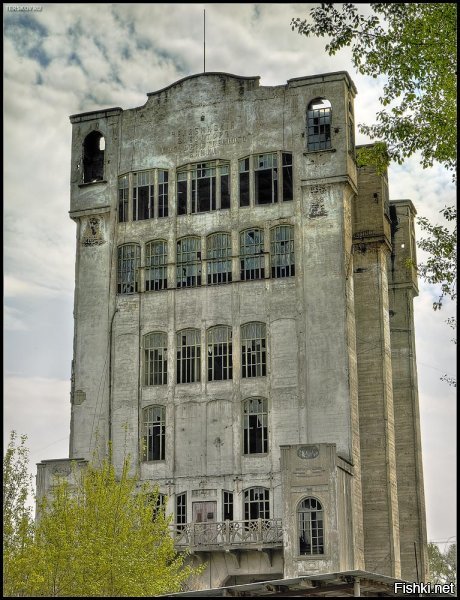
158;170;169;217
207;233;232;285
307;98;332;152
243;398;268;454
240;229;265;281
143;405;165;461
133;172;153;221
83;131;105;183
244;487;270;521
192;163;216;213
177;173;187;215
207;326;232;381
239;158;250;207
117;244;140;294
176;329;201;384
177;237;202;288
144;332;167;386
176;493;187;530
221;167;230;209
223;491;234;521
241;322;266;378
282;153;293;201
271;225;295;278
255;154;278;205
298;498;324;555
146;240;167;291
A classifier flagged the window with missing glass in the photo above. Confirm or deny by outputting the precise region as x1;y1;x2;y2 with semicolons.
244;487;270;521
177;161;230;215
142;405;165;461
176;328;201;384
158;170;169;217
133;171;154;221
144;332;167;386
282;153;293;201
176;492;187;529
177;237;201;288
223;491;234;521
117;244;140;294
255;153;278;204
298;497;324;555
243;397;268;454
240;229;265;281
145;240;167;291
207;326;232;382
207;232;232;285
241;322;266;378
307;98;332;151
118;175;129;223
270;225;295;278
239;157;250;207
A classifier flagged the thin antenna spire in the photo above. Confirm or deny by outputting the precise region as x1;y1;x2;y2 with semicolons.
203;9;206;73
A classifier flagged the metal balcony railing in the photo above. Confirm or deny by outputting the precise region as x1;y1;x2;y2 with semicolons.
171;518;283;551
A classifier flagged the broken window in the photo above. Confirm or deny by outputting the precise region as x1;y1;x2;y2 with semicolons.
142;405;165;461
133;171;153;221
144;332;167;386
83;131;105;183
223;491;234;521
145;240;167;291
207;326;232;382
240;229;265;281
207;232;232;285
239;157;250;207
298;497;324;555
244;487;270;521
243;397;268;454
176;328;201;384
255;153;278;205
176;492;187;530
270;225;295;278
307;98;332;151
192;162;216;213
118;175;129;223
241;322;266;378
150;493;166;521
177;171;188;215
158;170;169;217
177;237;202;288
282;153;293;201
117;244;140;294
220;164;230;209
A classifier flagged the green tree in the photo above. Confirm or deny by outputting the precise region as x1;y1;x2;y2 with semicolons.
428;542;456;587
3;431;35;597
4;441;202;597
291;3;457;174
292;3;457;369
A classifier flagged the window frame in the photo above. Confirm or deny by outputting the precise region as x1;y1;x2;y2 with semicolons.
118;175;129;223
144;332;168;386
243;487;270;521
176;236;202;288
240;228;265;281
117;243;140;294
145;239;168;291
243;397;268;455
177;161;231;215
298;497;325;556
133;170;154;221
241;322;267;379
207;325;233;382
176;492;187;530
142;405;166;462
223;490;234;521
176;328;201;384
206;232;232;285
307;98;332;152
270;225;295;278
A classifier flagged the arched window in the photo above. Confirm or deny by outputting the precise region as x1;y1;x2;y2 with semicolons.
142;405;165;461
177;237;202;288
83;131;105;182
145;240;167;291
207;326;232;381
307;98;331;151
176;328;201;384
144;332;167;386
243;398;268;454
207;232;232;284
298;497;324;555
244;487;270;520
117;244;140;294
270;225;295;278
240;229;265;281
241;322;266;378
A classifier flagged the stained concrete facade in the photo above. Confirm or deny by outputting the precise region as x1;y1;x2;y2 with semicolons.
37;71;428;589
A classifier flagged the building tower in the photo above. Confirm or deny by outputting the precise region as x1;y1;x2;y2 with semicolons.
37;72;428;588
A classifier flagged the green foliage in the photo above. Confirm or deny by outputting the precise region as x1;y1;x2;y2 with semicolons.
291;3;457;175
4;439;203;597
428;542;456;588
3;431;35;597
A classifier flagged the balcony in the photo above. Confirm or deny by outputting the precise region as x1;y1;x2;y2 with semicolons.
171;518;284;553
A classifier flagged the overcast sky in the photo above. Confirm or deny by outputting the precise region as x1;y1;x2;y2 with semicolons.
3;3;456;549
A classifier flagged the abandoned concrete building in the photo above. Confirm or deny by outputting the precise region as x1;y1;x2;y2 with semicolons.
37;71;428;589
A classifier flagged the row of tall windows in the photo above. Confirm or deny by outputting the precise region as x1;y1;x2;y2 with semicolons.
119;170;169;223
144;323;266;386
117;225;295;294
143;397;268;461
171;490;324;555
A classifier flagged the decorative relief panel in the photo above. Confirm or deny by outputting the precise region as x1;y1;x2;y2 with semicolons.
82;216;105;246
